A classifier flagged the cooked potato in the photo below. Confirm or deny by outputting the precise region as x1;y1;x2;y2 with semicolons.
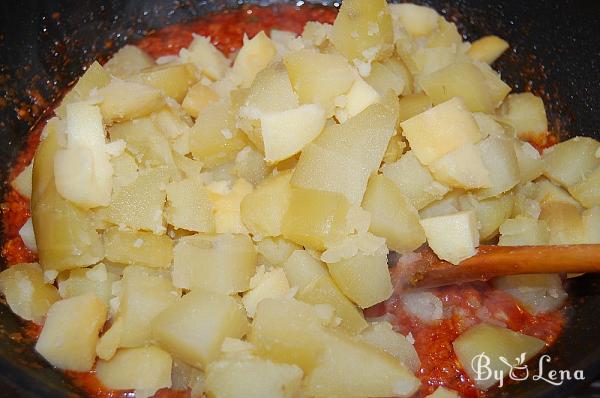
0;263;59;324
183;82;220;118
583;206;600;243
499;93;548;139
569;166;600;208
152;289;249;368
104;228;174;268
234;146;270;185
543;136;600;187
498;216;550;246
389;3;438;37
539;202;585;245
364;62;405;96
137;63;198;102
453;323;545;390
180;35;229;81
335;77;381;122
31;120;61;206
534;178;582;208
475;136;520;199
255;237;301;267
242;267;290;317
206;355;302;398
35;293;107;371
458;192;514;241
429;144;491;189
117;265;180;348
166;178;215;232
209;178;254;234
96;317;124;361
104;45;154;79
420;210;479;265
58;263;119;306
98;80;164;123
232;31;277;88
493;274;567;315
419;189;463;219
111;152;139;190
172;234;256;293
427;18;462;48
55;61;111;118
397;93;432;123
359;322;421;372
362;174;426;252
96;346;172;394
468;35;509;64
514;140;545;183
241;62;299;116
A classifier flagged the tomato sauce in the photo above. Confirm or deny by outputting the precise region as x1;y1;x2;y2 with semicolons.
0;3;565;398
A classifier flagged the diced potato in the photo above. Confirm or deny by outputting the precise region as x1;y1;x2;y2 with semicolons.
364;62;405;96
359;322;420;372
180;35;229;81
32;119;61;207
104;45;154;79
420;210;479;265
569;166;600;208
96;346;172;395
398;93;432;123
242;62;299;115
283;250;328;290
427;18;462;48
104;228;173;268
539;202;585;245
381;151;450;210
421;62;495;113
208;178;253;234
383;57;414;96
232;31;277;88
281;187;350;251
362;174;426;252
242;267;290;317
111;152;139;190
33;182;104;271
583;207;600;243
335;77;381;122
152;105;193;140
182;82;220;118
534;178;581;208
327;251;392;308
401;97;483;165
453;323;545;390
389;3;439;36
206;355;302;398
468;36;509;64
35;293;107;371
284;49;356;116
170;358;206;395
56;61;112;117
152;289;249;368
473;112;506;139
118;265;180;348
498;216;549;246
106;168;169;234
58;263;119;306
474;62;513;108
96;317;123;361
98;80;164;123
304;330;420;398
493;274;567;315
458;193;514;241
331;0;393;64
11;163;33;198
0;263;60;324
475;136;520;199
429;144;491;189
543;136;600;187
499;93;548;139
190;102;247;168
514;140;545;183
172;234;257;294
256;237;301;267
234;146;270;185
166;178;215;232
419;190;463;219
240;170;292;237
110;117;175;168
261;104;326;163
411;46;462;77
137;63;198;102
383;135;407;164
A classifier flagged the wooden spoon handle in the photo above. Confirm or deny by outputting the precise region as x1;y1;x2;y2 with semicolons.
399;244;600;289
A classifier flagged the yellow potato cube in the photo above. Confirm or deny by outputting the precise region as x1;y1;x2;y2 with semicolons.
514;140;545;183
304;330;420;398
468;35;509;64
242;267;290;318
172;234;257;293
96;317;123;361
281;187;350;251
364;62;405;96
458;193;514;241
498;216;550;246
539;202;585;245
389;3;439;36
209;178;254;234
98;80;164;123
31;120;61;207
240;170;292;237
331;0;393;65
96;346;172;394
427;18;462;48
283;250;328;290
118;265;180;348
104;228;173;268
493;274;567;315
569;166;600;208
111;152;138;190
0;263;59;324
475;62;512;108
534;178;581;208
35;293;107;371
420;210;479;265
401;97;483;165
398;93;432;123
234;145;270;185
137;63;198;102
55;61;111;118
152;289;249;368
359;322;421;372
475;136;520;199
242;62;299;115
232;31;277;88
180;35;229;81
206;355;302;398
166;178;215;232
182;82;220;118
543;136;600;187
58;263;119;306
453;323;545;390
429;144;491;189
255;237;301;267
335;77;381;122
362;174;426;252
104;45;154;79
499;93;548;138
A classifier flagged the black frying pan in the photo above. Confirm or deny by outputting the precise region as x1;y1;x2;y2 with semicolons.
0;0;599;397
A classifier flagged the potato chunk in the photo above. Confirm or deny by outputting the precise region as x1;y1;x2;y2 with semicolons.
401;97;483;165
453;323;545;390
543;136;600;187
137;63;197;102
96;346;172;395
569;166;600;208
180;35;229;81
397;93;432;123
104;228;173;268
498;216;549;246
359;322;420;372
499;93;547;138
458;193;514;241
304;331;420;398
428;144;491;189
58;263;119;306
55;61;111;118
0;263;59;324
389;3;439;36
475;136;520;199
32;120;61;207
166;178;215;232
104;45;154;79
240;170;292;237
183;82;220;118
206;355;302;398
98;80;164;123
35;293;107;371
118;266;180;348
539;202;585;245
420;210;479;265
281;187;350;251
493;274;567;315
331;0;393;64
152;289;249;368
232;31;277;88
468;36;509;64
172;234;257;293
362;174;425;252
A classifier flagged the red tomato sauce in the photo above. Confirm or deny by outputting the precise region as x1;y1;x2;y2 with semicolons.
0;3;565;398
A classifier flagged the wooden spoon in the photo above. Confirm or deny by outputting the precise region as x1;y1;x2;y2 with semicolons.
390;244;600;290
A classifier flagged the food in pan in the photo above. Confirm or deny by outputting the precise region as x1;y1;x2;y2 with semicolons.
2;0;599;397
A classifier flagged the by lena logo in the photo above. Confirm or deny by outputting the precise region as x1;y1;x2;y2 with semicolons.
471;352;585;387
